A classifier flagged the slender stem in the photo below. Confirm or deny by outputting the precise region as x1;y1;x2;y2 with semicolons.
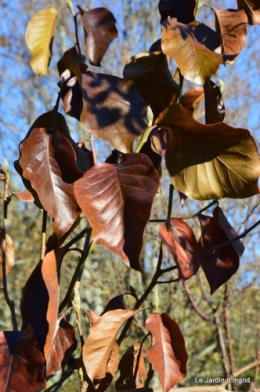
183;281;212;322
221;359;260;388
40;210;48;260
167;184;174;220
74;13;82;60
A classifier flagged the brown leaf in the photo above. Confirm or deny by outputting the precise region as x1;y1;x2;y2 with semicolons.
46;316;77;376
78;72;148;153
74;153;159;273
19;128;81;239
161;19;223;85
156;104;260;200
0;327;45;391
80;7;118;66
198;214;240;294
158;0;196;24
211;7;248;64
181;87;204;113
0;231;15;279
83;309;138;382
12;189;34;202
57;46;86;84
159;218;201;281
237;0;260;24
145;313;187;391
204;80;225;124
123;51;179;120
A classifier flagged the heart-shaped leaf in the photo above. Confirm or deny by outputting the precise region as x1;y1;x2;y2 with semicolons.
158;0;196;24
0;327;45;392
198;213;240;294
0;231;15;279
159;218;201;281
145;313;187;391
237;0;260;24
25;8;60;75
74;153;159;273
82;309;138;382
156;104;260;200
80;7;118;66
161;19;223;84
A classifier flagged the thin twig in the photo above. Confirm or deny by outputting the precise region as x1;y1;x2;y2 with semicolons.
40;209;48;260
183;281;212;322
221;359;260;387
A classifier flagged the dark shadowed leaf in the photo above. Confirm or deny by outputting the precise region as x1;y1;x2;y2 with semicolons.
57;46;87;84
74;153;159;273
80;7;118;66
158;0;196;23
101;294;126;315
211;7;248;64
25;8;60;75
237;0;260;24
145;313;187;391
204;80;225;124
115;341;146;390
161;19;223;85
123;51;179;120
78;72;148;153
139;136;162;172
156;104;260;200
83;309;138;382
0;231;15;279
159;218;201;281
19;128;81;239
213;206;245;257
0;327;45;391
198;214;240;294
46;316;77;376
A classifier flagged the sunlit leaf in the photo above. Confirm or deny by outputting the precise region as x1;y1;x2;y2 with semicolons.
158;0;196;24
198;213;240;294
145;313;187;391
161;19;223;84
204;80;225;124
181;87;204;120
123;51;179;120
82;309;138;382
159;218;201;281
12;189;34;202
74;153;159;273
156;104;260;200
237;0;260;24
80;7;118;66
0;327;45;391
0;231;15;279
25;8;60;76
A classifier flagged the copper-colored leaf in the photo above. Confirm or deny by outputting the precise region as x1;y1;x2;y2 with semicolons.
211;7;248;64
74;153;159;273
0;327;45;391
25;8;60;76
19;128;80;239
198;214;240;294
57;46;86;84
81;7;118;66
145;313;187;391
181;87;204;113
83;309;138;382
159;218;201;281
156;104;260;200
204;80;225;124
0;231;15;279
161;19;223;85
123;51;179;120
237;0;260;24
213;206;245;258
78;72;148;153
12;189;34;202
46;317;77;376
158;0;196;24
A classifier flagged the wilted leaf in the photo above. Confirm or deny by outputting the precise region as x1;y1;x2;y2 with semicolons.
123;51;179;120
101;294;126;315
158;0;196;23
157;104;260;200
25;8;60;75
0;231;15;279
74;153;159;273
83;309;138;382
46;317;77;376
213;206;245;257
159;218;201;281
78;72;148;153
161;19;223;85
12;189;34;202
145;313;187;391
237;0;260;24
57;46;86;84
198;214;240;293
211;7;248;63
0;327;45;391
19;128;81;239
204;80;225;124
181;87;204;112
80;7;118;66
116;341;146;390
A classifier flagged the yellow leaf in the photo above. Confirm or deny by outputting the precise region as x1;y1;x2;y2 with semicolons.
25;8;60;76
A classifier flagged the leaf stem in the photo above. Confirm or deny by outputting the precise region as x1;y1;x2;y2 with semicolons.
40;210;48;260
